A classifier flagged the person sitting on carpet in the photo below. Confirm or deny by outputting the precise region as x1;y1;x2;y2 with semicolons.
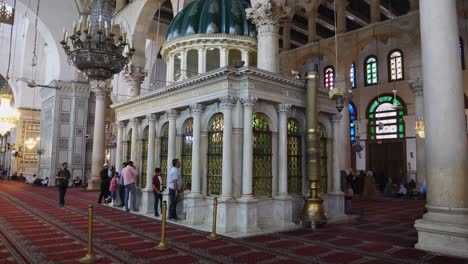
32;177;43;186
397;183;407;197
41;177;49;186
73;176;82;187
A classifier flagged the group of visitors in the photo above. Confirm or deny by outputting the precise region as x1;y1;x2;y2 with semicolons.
343;169;382;214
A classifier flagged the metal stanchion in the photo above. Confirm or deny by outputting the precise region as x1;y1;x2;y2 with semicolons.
154;201;168;250
207;197;218;241
79;204;96;263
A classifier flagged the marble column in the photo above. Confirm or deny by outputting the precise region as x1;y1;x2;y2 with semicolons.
115;121;125;173
88;80;110;191
415;0;468;258
241;49;250;66
370;0;380;24
220;47;228;67
409;79;426;187
167;109;178;177
140;114;156;214
241;96;257;199
282;20;292;50
336;0;348;34
276;103;291;197
125;65;147;97
130;118;140;164
339;102;351;171
190;104;203;197
330;114;343;194
307;7;318;43
180;49;187;80
198;48;206;74
166;54;174;84
220;96;236;198
246;1;290;73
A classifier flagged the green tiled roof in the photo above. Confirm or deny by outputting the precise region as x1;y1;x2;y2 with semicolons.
166;0;256;41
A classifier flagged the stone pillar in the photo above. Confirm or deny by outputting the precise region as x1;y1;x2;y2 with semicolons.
198;48;206;74
125;65;147;97
282;20;292;50
88;80;110;191
241;49;250;66
339;103;351;170
220;96;236;198
241;96;257;198
180;49;187;80
276;103;291;197
330;114;343;194
115;121;125;173
246;0;290;73
167;109;178;177
415;0;468;258
409;79;426;187
307;7;318;43
336;0;348;34
146;114;156;189
166;54;174;85
370;0;380;24
130;118;140;163
190;104;203;197
220;47;228;67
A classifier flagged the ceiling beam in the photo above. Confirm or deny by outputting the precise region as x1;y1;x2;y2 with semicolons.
320;0;369;27
362;0;397;19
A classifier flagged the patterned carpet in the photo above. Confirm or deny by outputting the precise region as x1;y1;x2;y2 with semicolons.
0;181;467;264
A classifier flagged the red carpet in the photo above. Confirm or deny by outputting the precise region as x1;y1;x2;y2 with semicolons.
0;181;467;263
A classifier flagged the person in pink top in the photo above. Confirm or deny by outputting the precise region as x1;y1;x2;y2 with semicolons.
122;161;138;212
109;168;118;206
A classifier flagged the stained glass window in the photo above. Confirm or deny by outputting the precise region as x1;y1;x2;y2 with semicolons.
350;63;356;89
0;2;14;25
460;37;465;70
324;66;335;90
160;123;169;180
287;119;302;194
252;113;272;196
389;50;404;81
349;102;357;142
140;127;149;188
367;95;406;140
365;56;378;86
181;118;193;191
207;114;223;195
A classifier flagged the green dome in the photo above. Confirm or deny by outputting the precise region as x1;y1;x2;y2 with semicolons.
166;0;257;41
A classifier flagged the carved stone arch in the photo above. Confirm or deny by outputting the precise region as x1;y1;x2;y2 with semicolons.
288;109;305;135
253;102;278;132
177;112;193;135
202;104;221;131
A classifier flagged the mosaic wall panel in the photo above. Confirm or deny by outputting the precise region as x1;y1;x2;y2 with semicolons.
21;119;41;164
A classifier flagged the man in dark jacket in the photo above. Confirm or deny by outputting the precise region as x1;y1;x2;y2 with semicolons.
98;164;111;204
56;162;71;206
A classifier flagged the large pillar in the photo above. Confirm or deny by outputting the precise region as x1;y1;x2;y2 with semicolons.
166;109;178;177
130;118;140;163
88;80;110;190
307;7;318;43
190;104;203;197
125;65;147;97
241;96;257;198
220;96;235;198
197;48;206;74
220;47;228;67
409;79;426;187
115;121;125;173
276;103;291;197
246;1;290;73
336;0;348;34
330;114;343;194
141;114;156;214
166;55;174;85
415;0;468;258
370;0;380;24
339;103;351;170
180;49;187;80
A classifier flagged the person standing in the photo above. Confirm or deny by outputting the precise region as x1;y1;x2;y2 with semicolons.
56;162;71;207
117;162;127;207
109;170;118;206
122;161;138;212
168;159;182;220
152;168;162;217
98;164;111;204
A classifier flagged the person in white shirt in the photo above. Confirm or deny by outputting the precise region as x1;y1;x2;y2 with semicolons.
168;159;182;220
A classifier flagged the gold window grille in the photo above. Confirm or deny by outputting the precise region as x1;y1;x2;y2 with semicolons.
252;113;272;197
140;127;149;188
287;119;302;194
181;118;193;190
160;123;169;180
207;113;223;195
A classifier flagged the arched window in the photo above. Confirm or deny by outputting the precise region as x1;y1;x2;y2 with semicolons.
287;119;302;194
318;125;327;194
206;48;220;72
181;118;193;191
460;36;465;70
207;114;223;195
365;56;378;86
186;49;199;78
159;123;169;179
0;2;14;25
388;49;404;81
367;95;406;140
140;127;149;188
126;129;132;162
252;113;272;196
350;63;356;89
324;66;335;90
349;102;357;142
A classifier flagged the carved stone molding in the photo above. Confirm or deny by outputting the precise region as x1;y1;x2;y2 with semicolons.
246;0;291;34
220;96;237;108
147;113;158;122
166;109;179;119
276;103;292;113
190;103;205;115
409;79;423;96
240;96;257;107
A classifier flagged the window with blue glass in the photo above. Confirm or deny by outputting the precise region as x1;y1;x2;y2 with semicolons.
349;102;357;142
460;36;465;70
350;63;356;89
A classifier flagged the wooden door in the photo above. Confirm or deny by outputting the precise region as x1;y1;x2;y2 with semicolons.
368;141;406;189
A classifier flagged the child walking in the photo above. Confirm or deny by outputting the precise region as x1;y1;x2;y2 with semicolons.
109;172;118;206
345;181;354;214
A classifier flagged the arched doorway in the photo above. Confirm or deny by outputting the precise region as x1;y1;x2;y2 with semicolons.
366;94;407;188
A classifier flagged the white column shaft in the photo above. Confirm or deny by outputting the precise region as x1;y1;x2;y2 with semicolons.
130;120;139;163
331;115;343;194
241;50;249;66
166;55;174;84
257;27;280;73
115;122;124;172
146;116;156;189
242;104;254;197
198;48;206;74
277;107;289;196
191;107;202;196
167;111;177;176
89;90;107;190
220;47;228;67
221;105;233;197
180;50;187;79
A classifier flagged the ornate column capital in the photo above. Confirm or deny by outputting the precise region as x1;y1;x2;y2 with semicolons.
125;64;147;96
276;103;292;113
409;78;424;96
166;109;179;119
147;113;158;122
190;103;205;115
117;120;128;129
329;114;342;123
131;117;141;127
240;96;257;107
90;79;112;95
220;95;237;109
246;0;291;34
